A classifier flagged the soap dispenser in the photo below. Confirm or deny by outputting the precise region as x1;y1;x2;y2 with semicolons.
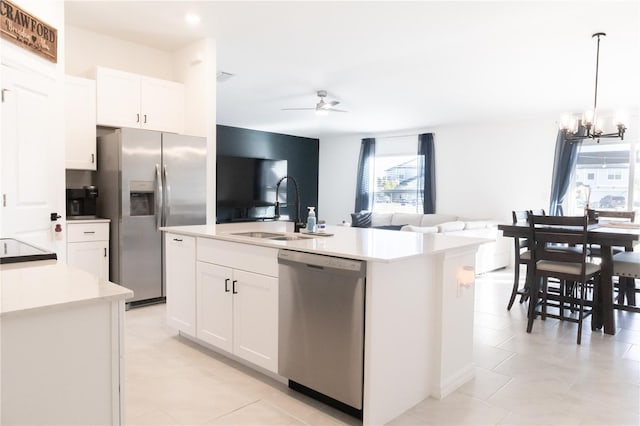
306;207;316;233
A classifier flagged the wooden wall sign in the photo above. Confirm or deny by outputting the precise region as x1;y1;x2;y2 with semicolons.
0;0;57;63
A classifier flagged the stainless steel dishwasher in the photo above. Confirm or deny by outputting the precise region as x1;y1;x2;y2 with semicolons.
278;249;366;417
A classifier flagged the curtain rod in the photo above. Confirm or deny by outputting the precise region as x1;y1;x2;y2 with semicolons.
369;132;432;140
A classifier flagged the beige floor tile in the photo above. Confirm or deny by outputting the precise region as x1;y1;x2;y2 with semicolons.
388;392;509;425
457;367;511;401
473;342;515;370
123;269;640;426
202;400;306;425
127;407;181;426
624;344;640;363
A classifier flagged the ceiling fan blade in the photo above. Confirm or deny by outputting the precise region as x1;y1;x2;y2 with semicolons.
327;108;348;113
281;107;316;111
328;100;340;107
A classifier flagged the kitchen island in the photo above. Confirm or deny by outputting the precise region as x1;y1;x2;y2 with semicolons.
1;260;133;425
161;222;486;425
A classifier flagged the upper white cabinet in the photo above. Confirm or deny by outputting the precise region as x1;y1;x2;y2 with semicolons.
65;75;97;170
95;67;184;134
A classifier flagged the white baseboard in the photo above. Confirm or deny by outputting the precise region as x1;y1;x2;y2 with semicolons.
431;363;475;399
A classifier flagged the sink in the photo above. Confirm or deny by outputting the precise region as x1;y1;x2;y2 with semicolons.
269;235;314;241
230;231;284;239
230;231;315;241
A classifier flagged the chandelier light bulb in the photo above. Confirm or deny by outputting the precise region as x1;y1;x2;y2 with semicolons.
560;32;626;143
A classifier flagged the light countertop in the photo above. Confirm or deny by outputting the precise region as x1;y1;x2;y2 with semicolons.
66;217;111;224
1;261;133;318
161;222;488;262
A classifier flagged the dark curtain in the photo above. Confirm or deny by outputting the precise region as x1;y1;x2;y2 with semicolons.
549;128;584;215
418;133;436;214
354;138;375;212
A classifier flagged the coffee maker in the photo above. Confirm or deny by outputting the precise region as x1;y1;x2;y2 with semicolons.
66;186;99;218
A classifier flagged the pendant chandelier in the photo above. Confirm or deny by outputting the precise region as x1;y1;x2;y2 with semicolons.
560;32;626;142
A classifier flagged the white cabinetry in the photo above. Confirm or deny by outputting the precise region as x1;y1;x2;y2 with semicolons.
65;75;97;170
196;261;278;372
95;67;184;134
66;221;109;280
164;236;279;373
165;233;196;336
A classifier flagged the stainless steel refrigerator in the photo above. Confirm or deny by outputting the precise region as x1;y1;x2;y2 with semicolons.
96;128;206;304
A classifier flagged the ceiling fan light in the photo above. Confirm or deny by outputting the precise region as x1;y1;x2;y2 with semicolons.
315;109;329;116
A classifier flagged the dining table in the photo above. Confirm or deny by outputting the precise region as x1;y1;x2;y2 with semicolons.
498;221;640;335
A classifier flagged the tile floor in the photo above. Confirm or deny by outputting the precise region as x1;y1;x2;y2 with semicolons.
125;268;640;425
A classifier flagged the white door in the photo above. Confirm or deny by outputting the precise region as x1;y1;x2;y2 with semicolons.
1;64;64;255
233;269;278;372
196;261;233;352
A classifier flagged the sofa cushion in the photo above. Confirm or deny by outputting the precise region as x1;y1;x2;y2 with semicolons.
350;211;372;228
420;214;459;227
391;213;423;226
437;221;466;233
401;225;439;234
371;212;393;227
464;220;488;230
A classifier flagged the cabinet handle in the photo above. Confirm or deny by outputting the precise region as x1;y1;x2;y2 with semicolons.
136;113;140;123
83;231;95;234
224;278;230;293
104;247;107;257
91;153;95;164
144;114;147;123
232;280;238;294
173;238;183;242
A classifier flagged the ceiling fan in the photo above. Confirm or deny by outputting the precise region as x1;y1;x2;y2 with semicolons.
281;90;348;115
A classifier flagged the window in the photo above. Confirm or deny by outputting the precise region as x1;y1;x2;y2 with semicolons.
566;141;638;218
371;136;424;214
373;155;423;213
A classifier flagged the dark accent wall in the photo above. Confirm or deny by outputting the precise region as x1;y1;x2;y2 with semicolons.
216;125;319;224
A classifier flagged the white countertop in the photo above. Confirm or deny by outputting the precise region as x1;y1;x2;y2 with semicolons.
66;218;111;224
1;261;133;317
161;222;488;262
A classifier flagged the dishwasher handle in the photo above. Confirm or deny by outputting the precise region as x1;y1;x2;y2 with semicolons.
277;249;365;276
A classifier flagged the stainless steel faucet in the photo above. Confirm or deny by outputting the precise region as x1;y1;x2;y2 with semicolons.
274;176;305;233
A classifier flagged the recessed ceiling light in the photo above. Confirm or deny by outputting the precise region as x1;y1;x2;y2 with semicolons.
185;13;201;26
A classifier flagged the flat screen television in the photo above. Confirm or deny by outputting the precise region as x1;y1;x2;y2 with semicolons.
216;156;287;222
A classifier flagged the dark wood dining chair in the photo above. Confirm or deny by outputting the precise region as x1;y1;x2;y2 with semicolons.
589;210;636;258
507;210;532;310
527;214;601;344
612;251;640;313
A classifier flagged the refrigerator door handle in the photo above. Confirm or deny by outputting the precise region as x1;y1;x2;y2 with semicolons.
155;164;163;230
163;164;170;226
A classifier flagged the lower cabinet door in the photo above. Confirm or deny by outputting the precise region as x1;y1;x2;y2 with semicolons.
67;241;109;280
232;269;278;372
196;261;233;353
165;234;196;336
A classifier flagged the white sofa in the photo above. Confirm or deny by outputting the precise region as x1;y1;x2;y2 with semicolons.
367;212;510;274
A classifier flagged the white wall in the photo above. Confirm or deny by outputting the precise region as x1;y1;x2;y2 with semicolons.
172;38;217;223
65;25;174;80
318;135;361;224
318;117;558;225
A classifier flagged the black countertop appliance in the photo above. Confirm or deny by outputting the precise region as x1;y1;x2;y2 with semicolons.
66;186;99;219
